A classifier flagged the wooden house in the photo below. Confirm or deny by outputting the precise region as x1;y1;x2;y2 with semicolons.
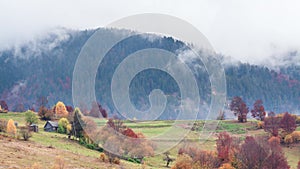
29;124;39;132
44;121;58;132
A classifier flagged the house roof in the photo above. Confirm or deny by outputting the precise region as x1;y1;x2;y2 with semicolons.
44;121;58;128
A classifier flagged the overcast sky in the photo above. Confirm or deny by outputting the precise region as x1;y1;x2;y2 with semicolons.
1;0;300;64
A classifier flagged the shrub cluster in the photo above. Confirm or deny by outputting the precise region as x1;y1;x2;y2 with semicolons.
172;132;290;169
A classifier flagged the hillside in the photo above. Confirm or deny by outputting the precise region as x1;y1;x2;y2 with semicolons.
0;113;140;169
0;28;299;119
0;135;118;169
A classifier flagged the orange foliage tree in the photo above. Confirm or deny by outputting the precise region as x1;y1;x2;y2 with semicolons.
171;154;193;169
55;101;68;118
6;119;17;136
177;145;220;168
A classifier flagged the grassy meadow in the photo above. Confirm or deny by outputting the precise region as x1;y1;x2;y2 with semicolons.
0;112;300;168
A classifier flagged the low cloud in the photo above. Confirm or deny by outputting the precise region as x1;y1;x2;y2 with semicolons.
7;27;72;59
1;1;300;66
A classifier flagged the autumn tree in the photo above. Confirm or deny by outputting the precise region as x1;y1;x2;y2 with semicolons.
96;117;154;162
0;100;8;111
55;101;69;118
38;106;54;120
237;136;289;169
230;96;249;122
177;145;220;168
217;132;232;163
25;110;38;125
237;136;269;169
58;118;70;134
280;112;297;134
7;119;17;136
171;154;193;169
264;136;290;169
251;99;266;121
108;118;153;160
264;115;281;137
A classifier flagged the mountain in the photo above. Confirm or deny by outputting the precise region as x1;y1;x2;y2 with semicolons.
0;28;299;119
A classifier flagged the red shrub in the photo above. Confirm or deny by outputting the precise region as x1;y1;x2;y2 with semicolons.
122;128;138;138
217;132;232;163
280;112;297;134
264;116;281;136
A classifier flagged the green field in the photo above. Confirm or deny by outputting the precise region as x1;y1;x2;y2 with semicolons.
0;112;29;125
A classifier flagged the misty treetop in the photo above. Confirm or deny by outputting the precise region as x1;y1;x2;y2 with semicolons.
0;28;299;119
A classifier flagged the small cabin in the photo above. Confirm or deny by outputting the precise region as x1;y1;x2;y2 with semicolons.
44;121;58;132
29;124;39;132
